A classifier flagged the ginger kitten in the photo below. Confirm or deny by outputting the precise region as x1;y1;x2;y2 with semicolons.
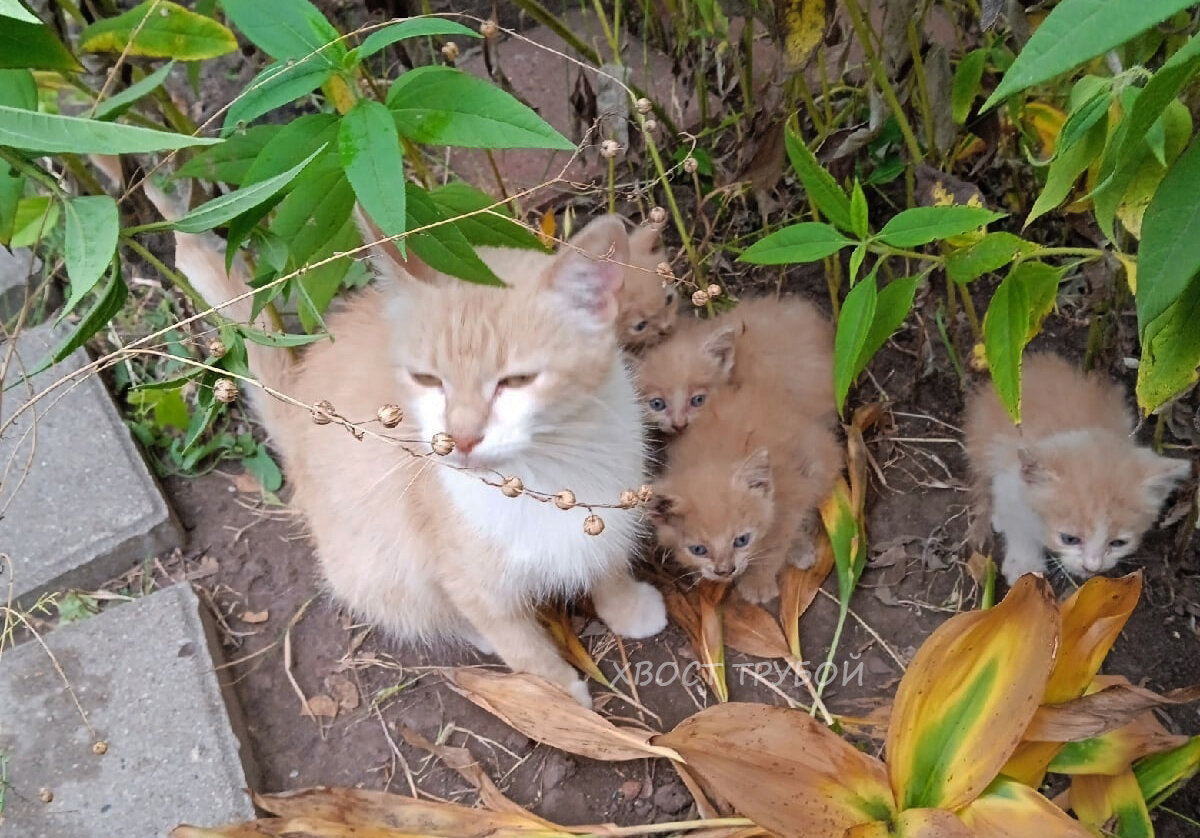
964;353;1191;585
649;379;841;603
635;296;833;433
617;224;677;349
175;203;667;706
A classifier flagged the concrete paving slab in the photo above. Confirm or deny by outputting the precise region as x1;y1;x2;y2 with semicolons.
0;247;37;323
0;320;183;607
0;584;257;837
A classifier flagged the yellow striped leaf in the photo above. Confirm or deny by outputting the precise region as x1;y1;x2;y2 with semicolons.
957;777;1094;837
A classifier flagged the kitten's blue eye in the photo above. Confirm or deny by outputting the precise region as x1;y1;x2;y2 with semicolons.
665;291;676;304
1059;533;1082;546
689;393;707;408
1109;538;1129;548
648;398;667;412
633;320;649;332
732;532;751;548
687;544;708;557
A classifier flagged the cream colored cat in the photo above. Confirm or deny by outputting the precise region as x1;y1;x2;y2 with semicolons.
635;296;833;433
964;353;1191;585
649;378;841;603
617;224;677;349
170;199;667;706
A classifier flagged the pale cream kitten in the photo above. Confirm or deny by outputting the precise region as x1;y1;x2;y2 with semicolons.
649;378;841;603
175;205;667;706
964;353;1191;585
635;296;833;433
617;224;677;349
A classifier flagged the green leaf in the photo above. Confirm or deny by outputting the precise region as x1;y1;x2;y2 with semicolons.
221;0;344;64
339;98;406;240
946;232;1037;284
859;276;919;377
80;0;236;60
128;385;190;431
48;262;128;368
61;196;119;319
169;145;325;233
1054;84;1111;159
849;179;868;238
405;184;503;286
982;0;1196;111
428;181;546;251
0;0;39;24
294;216;358;332
269;151;354;268
176;123;279;184
0;68;36;110
982;263;1060;423
242;444;283;492
357;17;480;60
94;61;175;121
1012;261;1062;340
1136;276;1200;414
56;591;99;625
1114;35;1200;179
0;166;22;243
876;205;1004;248
1138;138;1200;337
0;104;219;153
952;48;987;125
0;17;81;71
848;242;866;283
9;195;58;248
739;222;852;264
387;65;573;151
1026;108;1107;227
1134;736;1200;810
234;323;328;348
222;58;332;135
833;269;878;416
783;122;853;232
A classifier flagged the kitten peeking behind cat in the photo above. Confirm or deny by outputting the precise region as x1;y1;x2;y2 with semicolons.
176;199;667;707
965;353;1191;585
617;223;677;350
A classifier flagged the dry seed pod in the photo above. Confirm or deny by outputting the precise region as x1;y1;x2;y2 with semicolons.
92;741;108;755
637;484;654;503
648;206;667;226
600;140;621;159
312;399;335;425
619;489;637;509
206;338;226;359
583;514;605;536
480;19;498;37
655;262;674;279
39;788;53;803
642;118;657;133
706;283;721;298
683;156;699;174
377;404;403;428
501;476;524;498
691;289;710;307
636;97;653;114
431;432;455;456
213;378;239;404
441;42;459;61
554;489;577;510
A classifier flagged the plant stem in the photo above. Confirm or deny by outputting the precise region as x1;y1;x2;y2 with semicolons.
813;605;849;709
642;127;702;280
600;817;756;836
906;21;937;163
959;280;982;341
0;147;62;194
121;235;213;315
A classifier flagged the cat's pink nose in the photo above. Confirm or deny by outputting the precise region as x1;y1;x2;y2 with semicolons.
452;432;483;454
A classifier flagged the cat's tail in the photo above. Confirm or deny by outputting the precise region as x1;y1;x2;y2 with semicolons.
142;179;294;438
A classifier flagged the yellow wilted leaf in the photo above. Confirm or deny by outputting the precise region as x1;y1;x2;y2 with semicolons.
723;595;791;660
957;776;1094;838
1047;705;1187;776
1021;102;1066;160
887;575;1060;811
656;703;895;838
776;0;827;71
171;824;275;838
538;605;611;687
845;808;973;837
665;582;729;701
538;209;557;248
325;74;357;116
1116;252;1137;293
1068;769;1154;837
778;533;833;661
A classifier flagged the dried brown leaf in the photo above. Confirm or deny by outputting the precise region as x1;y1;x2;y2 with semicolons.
171;823;279;838
723;596;790;660
1025;680;1200;742
779;533;834;659
239;609;269;624
538;605;611;687
698;582;730;702
302;694;339;719
444;669;680;762
326;675;359;711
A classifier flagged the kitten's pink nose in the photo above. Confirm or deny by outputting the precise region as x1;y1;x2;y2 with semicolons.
1083;555;1104;572
451;432;483;454
671;419;687;432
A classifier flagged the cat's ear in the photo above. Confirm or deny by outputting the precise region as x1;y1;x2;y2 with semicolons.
353;204;438;284
545;215;628;328
1017;448;1055;485
1137;451;1191;507
734;448;773;496
628;223;661;256
646;488;680;524
701;327;737;376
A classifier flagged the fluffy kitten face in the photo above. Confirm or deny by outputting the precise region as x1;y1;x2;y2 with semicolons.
650;449;774;581
1019;434;1191;576
618;224;677;349
636;326;735;433
380;217;627;469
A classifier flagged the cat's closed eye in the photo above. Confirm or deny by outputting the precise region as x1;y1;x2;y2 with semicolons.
499;373;538;389
411;372;442;388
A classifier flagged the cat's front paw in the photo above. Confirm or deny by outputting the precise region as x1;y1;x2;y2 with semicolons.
736;573;779;604
565;678;592;707
596;580;667;639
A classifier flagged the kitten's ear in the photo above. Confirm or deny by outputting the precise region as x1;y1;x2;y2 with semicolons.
1017;447;1054;485
545;215;628;328
1137;452;1192;506
353;204;438;284
734;448;773;496
646;488;680;524
701;327;737;376
628;223;661;256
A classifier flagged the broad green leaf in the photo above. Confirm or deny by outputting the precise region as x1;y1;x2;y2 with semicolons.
339;99;406;239
820;477;866;607
848;241;866;283
833;270;877;416
428;181;546;251
241;114;337;184
1136;276;1200;413
0;68;35;110
223;196;282;273
0;17;81;71
295;216;358;332
981;262;1061;422
405;184;503;286
242;444;282;492
1055;84;1111;158
982;0;1196;111
1025;110;1107;227
94;61;175;120
0;104;219;153
888;576;1059;810
221;0;344;64
957;777;1093;838
951;48;987;124
176;123;279;184
1135;137;1200;337
357;17;480;60
61;196;119;319
127;386;189;431
9;195;58;247
269;152;354;269
169;145;325;233
1134;736;1200;809
222;58;332;135
1070;770;1154;838
739;222;852;265
387;65;573;151
849;179;868;238
784;121;852;232
80;1;236;60
45;263;128;371
234;323;328;348
876;206;1004;248
858;276;918;378
946;232;1036;284
0;0;39;24
1113;34;1200;179
1013;261;1062;340
0;166;22;243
